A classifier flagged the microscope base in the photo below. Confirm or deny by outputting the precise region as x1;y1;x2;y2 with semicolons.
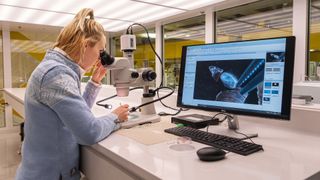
120;112;161;129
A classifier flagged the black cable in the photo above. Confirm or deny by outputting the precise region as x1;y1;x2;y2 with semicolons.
158;108;182;116
126;23;187;116
96;87;143;109
96;95;116;109
156;90;188;111
129;86;174;112
96;86;175;116
156;90;177;110
155;90;189;116
212;112;226;118
212;112;230;123
233;130;260;146
206;113;233;132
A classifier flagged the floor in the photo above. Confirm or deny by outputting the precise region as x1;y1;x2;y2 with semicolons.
0;130;21;180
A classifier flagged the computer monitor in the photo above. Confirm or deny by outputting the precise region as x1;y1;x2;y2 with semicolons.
177;37;295;128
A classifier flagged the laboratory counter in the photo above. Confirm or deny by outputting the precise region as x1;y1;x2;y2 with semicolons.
3;87;320;180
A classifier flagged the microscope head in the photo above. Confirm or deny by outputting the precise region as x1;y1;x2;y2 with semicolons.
99;51;156;97
99;33;155;97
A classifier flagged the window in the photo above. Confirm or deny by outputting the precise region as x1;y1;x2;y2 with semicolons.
0;30;4;128
308;0;320;80
10;25;60;125
10;26;60;88
109;28;156;84
163;15;205;88
216;0;293;42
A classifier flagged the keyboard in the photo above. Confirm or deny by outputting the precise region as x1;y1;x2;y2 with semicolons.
164;126;263;156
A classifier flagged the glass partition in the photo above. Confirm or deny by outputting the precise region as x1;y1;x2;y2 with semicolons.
217;0;293;43
10;29;59;88
308;0;320;80
163;15;205;88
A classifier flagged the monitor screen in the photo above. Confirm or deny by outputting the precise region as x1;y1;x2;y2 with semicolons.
177;37;295;120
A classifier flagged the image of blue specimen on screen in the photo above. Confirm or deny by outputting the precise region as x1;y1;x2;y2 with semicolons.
266;52;285;62
193;59;265;105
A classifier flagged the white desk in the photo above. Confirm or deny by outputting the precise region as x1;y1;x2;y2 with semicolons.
3;88;25;118
4;87;320;180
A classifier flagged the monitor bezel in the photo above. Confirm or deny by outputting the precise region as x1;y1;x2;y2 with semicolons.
177;36;295;120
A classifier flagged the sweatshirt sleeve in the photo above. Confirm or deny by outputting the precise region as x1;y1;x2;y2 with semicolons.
82;80;101;109
39;67;120;145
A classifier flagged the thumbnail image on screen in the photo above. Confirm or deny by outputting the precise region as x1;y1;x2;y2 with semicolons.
266;52;285;62
194;59;265;105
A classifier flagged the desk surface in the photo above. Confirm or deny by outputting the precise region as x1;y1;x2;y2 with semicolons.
93;119;320;180
4;87;320;180
3;88;25;104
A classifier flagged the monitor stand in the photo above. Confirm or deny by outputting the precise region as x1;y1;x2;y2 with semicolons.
227;114;239;130
226;114;258;140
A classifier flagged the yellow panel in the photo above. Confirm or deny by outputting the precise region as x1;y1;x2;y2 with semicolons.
126;40;204;68
310;52;320;62
10;31;29;40
310;32;320;50
11;32;46;61
164;40;204;60
28;53;46;62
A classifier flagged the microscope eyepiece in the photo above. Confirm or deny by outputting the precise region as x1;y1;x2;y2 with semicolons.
100;50;115;67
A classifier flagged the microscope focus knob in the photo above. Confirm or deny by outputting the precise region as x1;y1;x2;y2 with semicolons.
142;70;157;81
131;71;139;78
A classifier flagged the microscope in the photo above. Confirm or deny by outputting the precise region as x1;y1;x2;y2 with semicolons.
99;34;161;128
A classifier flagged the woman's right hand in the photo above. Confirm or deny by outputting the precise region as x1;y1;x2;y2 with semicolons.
112;104;129;122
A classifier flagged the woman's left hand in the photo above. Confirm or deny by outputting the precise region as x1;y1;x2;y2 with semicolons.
91;62;106;84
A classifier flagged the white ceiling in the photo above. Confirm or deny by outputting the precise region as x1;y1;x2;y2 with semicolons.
0;0;225;32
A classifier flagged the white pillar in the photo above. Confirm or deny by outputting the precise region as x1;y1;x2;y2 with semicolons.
292;0;308;83
155;22;163;87
2;23;13;128
3;24;11;88
205;9;215;43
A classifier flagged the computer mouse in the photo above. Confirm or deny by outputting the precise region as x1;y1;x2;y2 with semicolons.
196;147;226;161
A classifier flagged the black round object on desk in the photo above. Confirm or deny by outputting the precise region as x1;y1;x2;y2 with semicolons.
197;147;226;161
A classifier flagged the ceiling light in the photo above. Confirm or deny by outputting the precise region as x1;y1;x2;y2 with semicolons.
107;22;134;32
139;33;156;38
136;9;182;23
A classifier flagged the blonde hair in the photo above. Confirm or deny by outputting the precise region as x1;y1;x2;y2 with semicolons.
54;8;105;63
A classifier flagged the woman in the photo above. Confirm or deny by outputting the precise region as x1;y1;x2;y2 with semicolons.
16;8;129;180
